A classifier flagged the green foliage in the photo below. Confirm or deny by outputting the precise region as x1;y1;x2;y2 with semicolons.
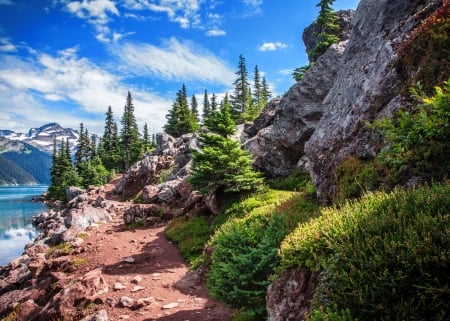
308;305;356;321
164;84;200;137
166;215;211;267
121;91;142;170
374;79;450;184
206;185;319;319
231;309;259;321
190;101;263;195
293;64;313;82
189;134;263;194
207;210;287;318
267;169;313;191
333;157;386;202
279;184;450;321
395;3;450;94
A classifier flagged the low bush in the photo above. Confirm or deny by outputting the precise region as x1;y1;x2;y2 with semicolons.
279;184;450;320
166;215;211;267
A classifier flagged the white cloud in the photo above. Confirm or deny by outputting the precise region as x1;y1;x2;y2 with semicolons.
65;0;120;42
0;45;172;134
242;0;263;15
114;37;235;85
0;0;13;5
206;29;226;36
0;38;16;52
124;0;202;29
259;42;287;52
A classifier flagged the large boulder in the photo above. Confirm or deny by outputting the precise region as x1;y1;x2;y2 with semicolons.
244;41;348;177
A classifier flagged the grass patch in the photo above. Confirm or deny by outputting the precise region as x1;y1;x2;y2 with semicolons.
279;183;450;320
72;257;87;267
77;232;89;240
47;242;73;257
166;215;211;267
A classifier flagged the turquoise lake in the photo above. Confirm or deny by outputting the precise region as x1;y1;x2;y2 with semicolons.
0;185;48;266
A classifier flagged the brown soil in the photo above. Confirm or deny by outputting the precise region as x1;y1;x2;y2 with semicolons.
70;183;235;321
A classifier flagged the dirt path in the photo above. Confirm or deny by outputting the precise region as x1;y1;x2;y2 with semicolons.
70;185;234;321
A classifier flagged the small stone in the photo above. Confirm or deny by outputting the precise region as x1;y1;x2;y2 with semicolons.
119;296;134;308
123;257;135;264
162;302;179;309
131;285;145;292
113;282;126;290
131;275;143;284
119;315;130;319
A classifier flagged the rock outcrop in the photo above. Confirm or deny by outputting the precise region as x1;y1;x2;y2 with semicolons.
302;10;356;63
246;0;443;203
266;0;445;319
245;40;348;177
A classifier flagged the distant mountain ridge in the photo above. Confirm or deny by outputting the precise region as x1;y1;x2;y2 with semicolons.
0;122;79;154
0;123;79;185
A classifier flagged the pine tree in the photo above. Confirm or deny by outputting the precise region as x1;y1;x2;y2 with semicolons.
190;93;262;195
191;94;200;124
202;89;211;121
309;0;339;62
230;54;251;120
204;93;235;138
48;138;80;201
210;93;218;112
164;84;199;137
99;106;122;172
120;91;142;170
261;76;272;105
253;65;262;106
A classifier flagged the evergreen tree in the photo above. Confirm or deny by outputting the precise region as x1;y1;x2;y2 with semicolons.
309;0;339;62
190;93;262;195
191;94;200;124
253;65;262;106
261;76;271;105
48;138;80;201
99;106;122;172
210;93;218;112
120;91;142;170
142;122;153;153
204;93;235;138
164;84;199;137
75;123;90;171
230;54;251;119
202;89;211;121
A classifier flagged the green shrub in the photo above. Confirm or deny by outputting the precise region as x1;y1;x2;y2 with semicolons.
308;304;356;321
267;169;313;191
333;157;387;202
166;215;211;266
395;3;450;94
207;211;287;318
279;184;450;320
374;79;450;184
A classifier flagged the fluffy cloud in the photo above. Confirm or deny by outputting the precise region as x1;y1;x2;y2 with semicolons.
0;46;172;134
123;0;202;29
114;37;235;85
65;0;121;42
259;42;288;52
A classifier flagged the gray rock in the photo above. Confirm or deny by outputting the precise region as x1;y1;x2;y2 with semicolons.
119;296;134;308
244;41;347;177
304;0;439;202
302;9;356;62
80;309;108;321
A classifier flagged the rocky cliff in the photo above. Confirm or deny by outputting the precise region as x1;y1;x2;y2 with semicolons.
246;0;445;203
265;0;447;319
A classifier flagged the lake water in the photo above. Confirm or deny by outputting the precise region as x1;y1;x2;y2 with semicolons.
0;185;48;266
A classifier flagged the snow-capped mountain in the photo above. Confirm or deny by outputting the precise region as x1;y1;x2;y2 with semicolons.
0;123;79;154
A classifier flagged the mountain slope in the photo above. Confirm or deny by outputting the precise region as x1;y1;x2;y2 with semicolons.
0;155;37;185
0;138;52;185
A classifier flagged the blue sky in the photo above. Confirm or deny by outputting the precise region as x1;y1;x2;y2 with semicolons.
0;0;359;135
